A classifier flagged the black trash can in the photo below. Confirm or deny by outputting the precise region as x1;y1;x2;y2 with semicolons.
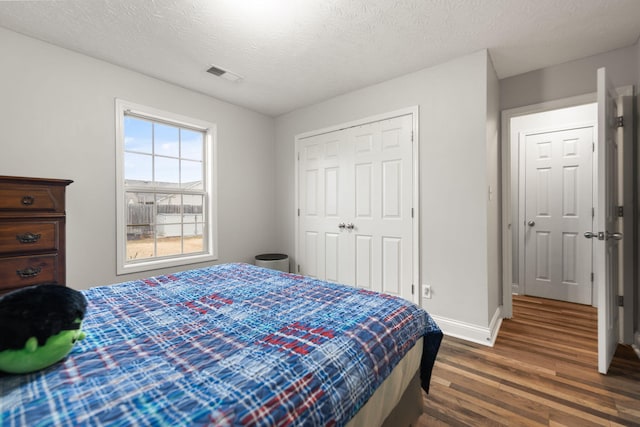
255;253;289;272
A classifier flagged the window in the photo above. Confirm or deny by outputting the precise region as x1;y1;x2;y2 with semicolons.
115;99;217;274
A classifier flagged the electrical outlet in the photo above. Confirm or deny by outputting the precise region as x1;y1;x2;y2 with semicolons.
422;284;431;299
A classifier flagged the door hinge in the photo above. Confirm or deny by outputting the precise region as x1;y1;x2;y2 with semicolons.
297;264;300;273
411;284;415;295
617;295;624;306
592;142;595;152
617;206;624;217
411;131;414;142
616;116;624;128
592;207;595;218
591;272;594;282
297;208;300;216
411;207;414;218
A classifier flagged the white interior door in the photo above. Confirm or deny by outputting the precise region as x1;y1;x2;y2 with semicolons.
298;130;351;283
297;113;414;301
595;67;621;374
523;126;593;304
347;115;413;299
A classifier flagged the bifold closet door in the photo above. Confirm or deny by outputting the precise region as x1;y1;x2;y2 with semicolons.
298;129;352;284
298;114;414;301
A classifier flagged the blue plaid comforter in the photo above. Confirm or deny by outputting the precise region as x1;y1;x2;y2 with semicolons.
1;263;442;426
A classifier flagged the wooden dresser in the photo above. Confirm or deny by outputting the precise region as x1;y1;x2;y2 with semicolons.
0;176;73;295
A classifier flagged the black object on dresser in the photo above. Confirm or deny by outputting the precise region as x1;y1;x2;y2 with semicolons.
0;176;72;295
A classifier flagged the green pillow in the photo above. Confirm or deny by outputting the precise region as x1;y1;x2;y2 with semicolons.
0;285;87;374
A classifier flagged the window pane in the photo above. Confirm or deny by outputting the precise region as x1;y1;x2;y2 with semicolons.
156;193;182;257
183;195;204;217
155;157;179;185
125;152;152;183
183;232;204;254
181;130;203;161
181;160;203;189
156;193;181;213
157;235;182;257
124;116;152;154
154;123;179;157
126;192;155;227
126;226;155;260
126;193;155;261
183;204;204;254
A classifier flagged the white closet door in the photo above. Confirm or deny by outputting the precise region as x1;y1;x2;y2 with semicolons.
298;130;351;284
347;115;413;299
297;113;414;301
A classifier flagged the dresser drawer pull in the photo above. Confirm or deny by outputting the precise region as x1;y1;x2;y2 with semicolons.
21;195;35;206
16;266;42;279
16;232;42;244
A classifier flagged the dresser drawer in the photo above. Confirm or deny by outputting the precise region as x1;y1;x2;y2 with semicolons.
0;221;59;254
0;177;71;294
0;186;60;211
0;254;59;290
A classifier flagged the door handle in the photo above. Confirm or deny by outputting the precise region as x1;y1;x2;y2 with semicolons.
527;220;535;226
346;223;355;230
584;231;605;240
338;223;346;230
606;231;623;240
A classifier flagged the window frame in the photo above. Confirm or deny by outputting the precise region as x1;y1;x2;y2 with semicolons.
115;99;218;275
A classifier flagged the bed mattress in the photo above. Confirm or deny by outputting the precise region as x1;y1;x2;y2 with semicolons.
0;263;442;426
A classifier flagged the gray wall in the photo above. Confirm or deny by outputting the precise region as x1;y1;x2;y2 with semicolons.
276;50;500;334
0;27;278;289
501;44;638;110
486;55;501;324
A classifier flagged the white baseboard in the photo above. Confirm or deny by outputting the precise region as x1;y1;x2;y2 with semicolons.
488;307;503;346
431;306;503;347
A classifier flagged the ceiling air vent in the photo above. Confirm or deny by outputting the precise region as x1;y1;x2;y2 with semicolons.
206;65;243;82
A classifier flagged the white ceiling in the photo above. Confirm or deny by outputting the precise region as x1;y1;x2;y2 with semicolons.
1;0;639;116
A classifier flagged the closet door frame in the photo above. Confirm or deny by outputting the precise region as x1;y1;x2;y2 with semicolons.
294;106;420;304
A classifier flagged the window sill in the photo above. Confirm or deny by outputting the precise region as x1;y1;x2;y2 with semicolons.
116;252;218;275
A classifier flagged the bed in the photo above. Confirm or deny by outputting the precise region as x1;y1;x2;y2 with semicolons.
0;263;442;426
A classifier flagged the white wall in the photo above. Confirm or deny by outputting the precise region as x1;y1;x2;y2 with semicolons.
276;50;500;339
501;45;638;111
0;28;277;289
486;55;501;325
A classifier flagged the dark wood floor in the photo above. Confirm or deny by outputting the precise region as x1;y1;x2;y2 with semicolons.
418;295;640;426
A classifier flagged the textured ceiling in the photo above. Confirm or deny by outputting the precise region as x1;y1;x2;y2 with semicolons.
1;0;639;116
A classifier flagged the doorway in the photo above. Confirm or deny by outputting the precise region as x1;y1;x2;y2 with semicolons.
501;80;635;373
501;94;599;319
518;105;597;305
